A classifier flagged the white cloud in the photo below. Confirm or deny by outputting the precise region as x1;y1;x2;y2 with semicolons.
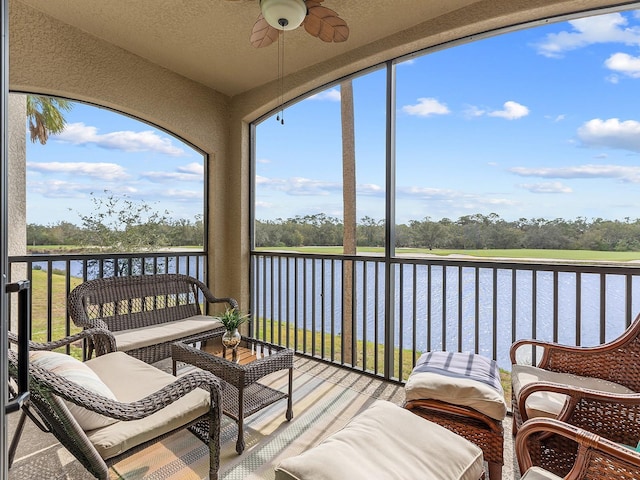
464;101;528;120
518;182;573;193
27;161;130;181
397;186;517;207
399;186;460;199
28;180;91;198
28;179;137;198
257;158;271;164
258;176;341;196
257;175;384;197
358;184;384;196
605;52;640;78
480;198;519;206
401;98;450;117
178;163;204;175
577;118;640;152
308;89;341;101
534;13;640;58
509;164;640;183
162;188;203;201
398;58;416;66
463;105;486;118
53;122;188;157
142;162;204;183
488;101;529;120
606;74;621;84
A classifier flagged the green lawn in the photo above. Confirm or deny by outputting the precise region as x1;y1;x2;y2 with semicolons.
256;246;640;262
24;269;514;398
31;243;640;261
28;269;84;357
253;318;512;403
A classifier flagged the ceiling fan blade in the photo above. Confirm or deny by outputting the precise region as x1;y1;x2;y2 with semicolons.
250;14;280;48
303;5;350;43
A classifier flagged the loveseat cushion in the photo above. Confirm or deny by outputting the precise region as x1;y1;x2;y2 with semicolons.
512;364;634;419
84;351;210;459
112;315;223;352
405;351;507;421
275;400;484;480
30;350;118;431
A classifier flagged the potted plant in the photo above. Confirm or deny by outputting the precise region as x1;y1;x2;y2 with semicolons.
218;307;249;350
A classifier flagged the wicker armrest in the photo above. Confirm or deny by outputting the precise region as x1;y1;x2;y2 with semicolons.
518;382;640;444
516;417;640;479
35;362;222;421
509;338;597;367
8;328;116;355
190;276;239;311
511;314;640;385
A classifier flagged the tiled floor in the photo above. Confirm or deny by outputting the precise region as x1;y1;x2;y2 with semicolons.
8;356;519;479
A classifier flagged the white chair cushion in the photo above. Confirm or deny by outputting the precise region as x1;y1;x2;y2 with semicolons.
275;400;484;480
512;364;634;419
30;350;118;431
520;466;562;480
112;315;222;352
84;351;210;460
405;351;507;421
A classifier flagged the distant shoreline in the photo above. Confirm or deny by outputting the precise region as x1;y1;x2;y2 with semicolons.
254;246;640;264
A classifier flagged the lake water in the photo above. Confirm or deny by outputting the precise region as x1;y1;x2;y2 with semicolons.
33;255;640;370
34;255;204;280
252;257;640;369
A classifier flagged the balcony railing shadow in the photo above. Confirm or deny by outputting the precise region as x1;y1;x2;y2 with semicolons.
7;355;518;479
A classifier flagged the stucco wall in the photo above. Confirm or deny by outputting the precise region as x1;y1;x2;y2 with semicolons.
8;94;26;331
8;93;25;259
8;1;247;305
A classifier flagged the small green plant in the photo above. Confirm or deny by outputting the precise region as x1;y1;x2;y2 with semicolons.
218;308;249;331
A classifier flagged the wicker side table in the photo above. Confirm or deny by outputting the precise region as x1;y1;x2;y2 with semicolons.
172;335;294;454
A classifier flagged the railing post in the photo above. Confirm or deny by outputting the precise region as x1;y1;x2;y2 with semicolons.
383;60;397;380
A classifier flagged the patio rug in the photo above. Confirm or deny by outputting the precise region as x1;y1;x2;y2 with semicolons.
109;368;378;480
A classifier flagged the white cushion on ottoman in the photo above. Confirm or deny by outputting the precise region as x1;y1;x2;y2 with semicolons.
405;351;507;421
275;400;484;480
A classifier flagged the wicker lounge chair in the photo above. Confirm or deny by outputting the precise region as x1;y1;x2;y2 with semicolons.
516;417;640;479
68;273;238;363
7;329;223;480
510;313;640;476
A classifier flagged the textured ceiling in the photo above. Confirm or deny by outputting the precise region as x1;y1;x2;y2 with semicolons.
13;0;492;97
15;0;637;98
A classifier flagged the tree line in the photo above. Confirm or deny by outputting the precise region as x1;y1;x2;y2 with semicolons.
28;218;204;250
256;213;640;251
28;209;640;252
27;193;203;252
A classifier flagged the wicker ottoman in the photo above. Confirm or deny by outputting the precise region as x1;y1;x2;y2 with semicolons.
275;400;484;480
404;352;507;480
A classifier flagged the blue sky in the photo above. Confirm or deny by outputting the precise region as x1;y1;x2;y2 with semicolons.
26;8;640;226
26;106;205;225
255;8;640;224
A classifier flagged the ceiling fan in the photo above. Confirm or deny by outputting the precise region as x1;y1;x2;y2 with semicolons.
243;0;350;48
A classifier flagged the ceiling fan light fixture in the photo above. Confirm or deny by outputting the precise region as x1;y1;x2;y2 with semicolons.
260;0;307;31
